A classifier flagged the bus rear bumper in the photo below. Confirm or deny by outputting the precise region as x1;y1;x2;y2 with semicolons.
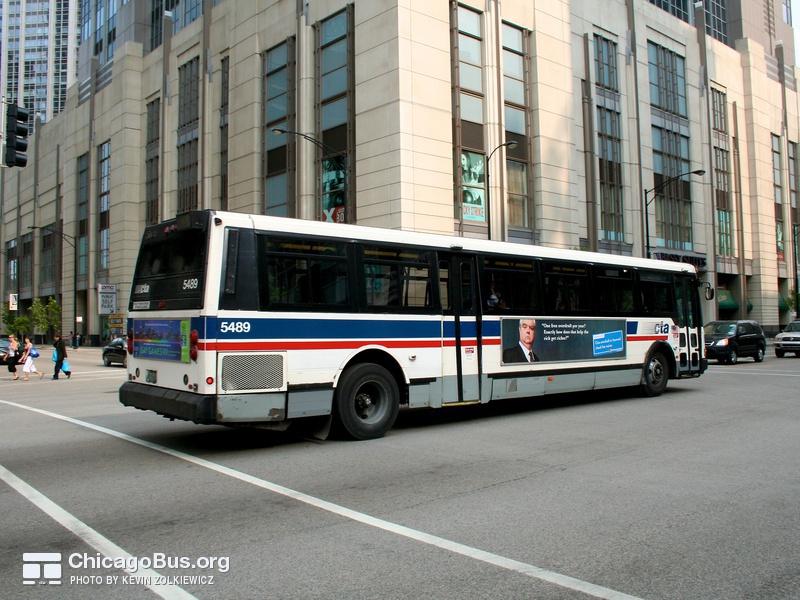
120;381;218;424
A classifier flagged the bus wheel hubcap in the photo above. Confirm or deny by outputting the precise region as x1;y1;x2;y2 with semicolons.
356;392;375;419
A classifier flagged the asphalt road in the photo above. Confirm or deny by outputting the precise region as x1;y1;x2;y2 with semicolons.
1;348;798;599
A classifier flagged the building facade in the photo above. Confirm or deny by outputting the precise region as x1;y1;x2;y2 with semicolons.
1;0;799;344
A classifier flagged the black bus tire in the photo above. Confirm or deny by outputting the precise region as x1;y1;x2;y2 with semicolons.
334;363;399;440
641;351;669;397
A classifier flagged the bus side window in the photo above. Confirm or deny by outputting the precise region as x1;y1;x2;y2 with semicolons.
438;260;450;311
482;257;538;314
637;270;676;317
543;262;589;314
258;235;350;310
593;266;635;314
361;246;433;311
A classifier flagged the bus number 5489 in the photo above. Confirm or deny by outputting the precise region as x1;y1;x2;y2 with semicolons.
219;321;251;334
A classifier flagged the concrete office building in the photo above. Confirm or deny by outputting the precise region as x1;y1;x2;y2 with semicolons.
1;0;799;344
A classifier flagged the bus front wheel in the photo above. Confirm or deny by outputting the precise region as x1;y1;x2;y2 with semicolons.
334;363;399;440
641;352;669;397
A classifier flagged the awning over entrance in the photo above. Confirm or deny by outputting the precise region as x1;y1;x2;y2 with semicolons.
717;289;738;311
779;294;790;311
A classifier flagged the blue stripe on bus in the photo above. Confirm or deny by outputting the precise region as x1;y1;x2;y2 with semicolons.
206;317;442;340
626;321;638;335
153;316;502;341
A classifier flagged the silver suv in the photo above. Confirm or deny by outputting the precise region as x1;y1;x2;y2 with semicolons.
774;320;800;357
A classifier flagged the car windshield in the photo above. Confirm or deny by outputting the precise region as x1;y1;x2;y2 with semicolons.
705;322;736;336
784;322;800;332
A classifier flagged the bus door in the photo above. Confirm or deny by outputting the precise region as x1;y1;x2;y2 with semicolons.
440;253;481;404
675;274;703;376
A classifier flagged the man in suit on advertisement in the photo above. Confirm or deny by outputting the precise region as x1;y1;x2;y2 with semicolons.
503;318;540;363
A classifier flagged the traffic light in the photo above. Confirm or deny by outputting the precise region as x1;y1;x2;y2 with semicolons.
2;102;30;168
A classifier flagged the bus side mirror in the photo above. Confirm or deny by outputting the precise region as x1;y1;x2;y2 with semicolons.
700;281;715;301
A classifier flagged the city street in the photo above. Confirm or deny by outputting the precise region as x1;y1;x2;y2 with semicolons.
1;348;798;599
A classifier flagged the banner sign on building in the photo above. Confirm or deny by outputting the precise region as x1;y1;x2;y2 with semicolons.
98;284;117;315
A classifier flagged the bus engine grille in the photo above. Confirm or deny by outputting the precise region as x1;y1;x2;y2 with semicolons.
220;353;285;392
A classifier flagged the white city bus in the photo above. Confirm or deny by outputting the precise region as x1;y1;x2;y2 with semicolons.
119;210;711;439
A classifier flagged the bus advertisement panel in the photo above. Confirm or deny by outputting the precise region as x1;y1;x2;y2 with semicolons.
132;318;190;363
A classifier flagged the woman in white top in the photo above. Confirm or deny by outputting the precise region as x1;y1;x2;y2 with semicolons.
21;335;44;381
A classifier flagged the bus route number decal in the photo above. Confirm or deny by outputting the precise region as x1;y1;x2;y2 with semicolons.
219;321;251;334
183;278;200;290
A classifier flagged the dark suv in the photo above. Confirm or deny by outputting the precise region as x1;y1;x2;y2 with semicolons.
704;320;767;364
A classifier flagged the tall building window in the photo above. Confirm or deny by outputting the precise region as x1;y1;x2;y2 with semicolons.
504;23;531;231
177;57;200;214
94;0;105;57
649;42;694;252
453;4;486;227
783;0;792;25
220;56;229;211
712;89;733;256
318;10;352;223
595;36;623;242
145;99;161;225
773;134;785;261
80;0;91;42
98;141;111;272
648;0;690;23
6;240;18;291
20;233;33;292
789;142;798;263
705;0;729;45
714;147;732;255
77;154;90;277
41;229;56;287
648;43;687;117
263;42;295;217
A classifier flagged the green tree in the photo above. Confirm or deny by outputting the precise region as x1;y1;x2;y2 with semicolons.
2;297;62;342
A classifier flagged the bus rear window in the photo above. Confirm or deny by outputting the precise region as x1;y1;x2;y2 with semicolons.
129;228;207;311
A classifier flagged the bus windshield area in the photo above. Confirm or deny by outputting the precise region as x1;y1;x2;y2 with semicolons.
129;228;207;310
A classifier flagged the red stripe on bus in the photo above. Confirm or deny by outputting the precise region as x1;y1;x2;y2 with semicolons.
199;338;503;352
205;340;444;351
627;335;669;341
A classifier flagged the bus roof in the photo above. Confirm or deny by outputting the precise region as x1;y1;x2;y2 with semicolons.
185;210;698;275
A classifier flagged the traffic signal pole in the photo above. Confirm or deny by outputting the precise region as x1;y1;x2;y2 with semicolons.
0;98;30;168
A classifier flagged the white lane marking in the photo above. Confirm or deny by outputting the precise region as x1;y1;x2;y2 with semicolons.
1;400;643;600
0;464;196;600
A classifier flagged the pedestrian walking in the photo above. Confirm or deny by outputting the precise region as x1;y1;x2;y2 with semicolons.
5;334;20;380
53;333;71;379
21;335;44;381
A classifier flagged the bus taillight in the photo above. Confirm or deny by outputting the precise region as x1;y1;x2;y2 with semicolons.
189;329;199;361
126;329;133;355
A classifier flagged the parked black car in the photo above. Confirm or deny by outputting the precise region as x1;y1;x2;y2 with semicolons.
704;320;767;364
102;337;127;367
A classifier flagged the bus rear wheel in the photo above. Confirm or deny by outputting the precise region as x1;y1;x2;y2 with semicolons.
641;351;669;397
334;363;399;440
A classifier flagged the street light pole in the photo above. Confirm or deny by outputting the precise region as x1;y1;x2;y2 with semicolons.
271;127;347;222
643;169;705;258
485;140;518;237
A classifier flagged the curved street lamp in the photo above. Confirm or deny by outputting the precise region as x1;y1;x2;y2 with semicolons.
485;140;518;233
271;127;347;222
643;169;705;258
